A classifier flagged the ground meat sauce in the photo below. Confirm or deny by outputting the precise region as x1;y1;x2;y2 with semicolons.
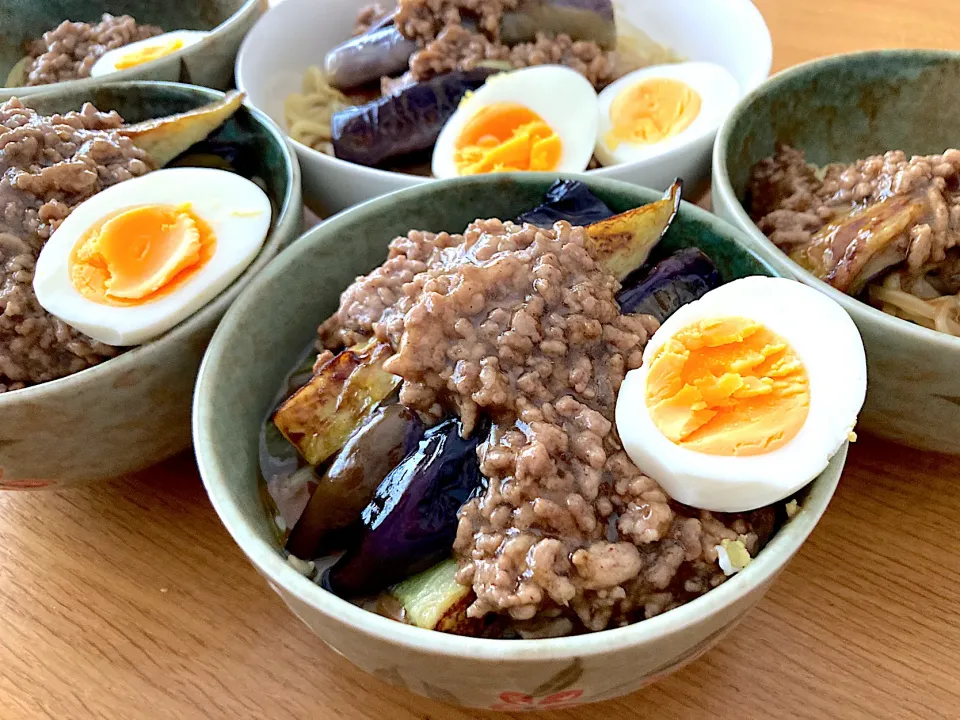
320;219;777;632
0;98;154;393
22;14;163;87
354;3;391;35
396;0;519;43
385;0;620;90
749;144;960;276
408;24;617;88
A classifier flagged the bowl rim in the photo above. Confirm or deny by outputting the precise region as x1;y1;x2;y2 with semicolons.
712;47;960;353
0;79;301;408
235;0;772;186
194;172;842;662
0;0;263;94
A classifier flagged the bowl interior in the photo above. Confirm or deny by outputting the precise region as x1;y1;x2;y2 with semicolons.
237;0;771;171
0;0;247;83
195;174;794;636
722;51;960;206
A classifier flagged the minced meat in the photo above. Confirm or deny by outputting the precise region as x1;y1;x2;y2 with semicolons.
354;3;390;35
409;24;618;88
22;14;163;87
749;144;960;274
393;0;619;90
320;219;777;632
396;0;519;43
0;98;154;393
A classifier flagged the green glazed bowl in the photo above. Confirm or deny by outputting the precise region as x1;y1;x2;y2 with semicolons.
0;0;265;99
193;174;845;709
712;49;960;454
0;80;301;489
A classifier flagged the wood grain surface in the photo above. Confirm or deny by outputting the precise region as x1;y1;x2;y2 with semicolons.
3;2;960;718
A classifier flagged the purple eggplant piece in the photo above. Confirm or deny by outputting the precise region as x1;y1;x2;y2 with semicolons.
617;248;722;322
516;180;617;227
331;70;493;167
322;417;488;598
363;9;397;35
285;404;426;559
324;26;419;90
501;0;617;49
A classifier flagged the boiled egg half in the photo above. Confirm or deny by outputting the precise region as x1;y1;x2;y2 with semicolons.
90;30;208;77
616;277;866;512
34;167;271;346
432;65;598;178
595;62;739;167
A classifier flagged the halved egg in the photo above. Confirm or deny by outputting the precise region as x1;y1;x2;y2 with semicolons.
616;277;866;512
33;167;271;347
90;30;208;77
595;62;740;167
432;65;598;179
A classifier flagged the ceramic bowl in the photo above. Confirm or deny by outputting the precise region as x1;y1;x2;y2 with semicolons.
236;0;771;217
712;49;960;454
0;0;265;100
194;174;844;709
0;81;301;489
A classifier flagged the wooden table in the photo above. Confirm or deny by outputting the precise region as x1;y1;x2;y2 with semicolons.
4;2;960;718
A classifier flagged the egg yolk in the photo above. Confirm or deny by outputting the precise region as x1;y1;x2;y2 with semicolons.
115;38;185;70
454;103;562;175
69;204;216;306
645;316;810;456
605;78;701;149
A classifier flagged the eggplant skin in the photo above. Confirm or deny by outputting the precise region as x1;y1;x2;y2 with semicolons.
501;0;618;49
516;180;617;227
324;26;418;91
284;405;426;560
331;70;493;167
322;417;488;598
617;247;721;322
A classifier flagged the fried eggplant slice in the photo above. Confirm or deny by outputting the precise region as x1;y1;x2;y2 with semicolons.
790;193;926;294
322;417;487;598
121;90;245;166
4;55;30;87
587;179;682;280
284;404;426;559
272;339;401;467
389;559;480;634
502;0;618;50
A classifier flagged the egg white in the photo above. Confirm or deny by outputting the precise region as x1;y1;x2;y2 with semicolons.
33;167;272;347
432;65;599;179
595;61;740;168
616;276;867;512
90;30;208;77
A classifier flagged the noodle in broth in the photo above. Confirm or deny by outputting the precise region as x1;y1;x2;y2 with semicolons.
869;274;960;336
284;66;350;155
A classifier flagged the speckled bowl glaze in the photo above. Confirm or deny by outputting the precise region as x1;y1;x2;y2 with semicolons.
194;174;845;709
712;50;960;454
0;0;265;100
0;81;301;489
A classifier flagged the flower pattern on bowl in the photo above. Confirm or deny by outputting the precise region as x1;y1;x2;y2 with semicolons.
491;689;585;711
0;468;54;490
